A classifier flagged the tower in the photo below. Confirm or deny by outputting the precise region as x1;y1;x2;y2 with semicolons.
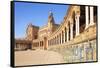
47;11;55;34
26;23;39;41
48;11;55;26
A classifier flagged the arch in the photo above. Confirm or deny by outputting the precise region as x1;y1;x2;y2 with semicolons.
68;21;70;41
62;31;64;43
57;35;59;44
72;11;76;38
55;37;56;45
51;39;52;45
80;6;86;33
94;6;97;23
60;33;61;44
53;38;55;45
64;27;67;42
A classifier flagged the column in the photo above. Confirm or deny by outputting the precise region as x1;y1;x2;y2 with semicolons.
50;40;51;45
18;44;19;49
56;37;57;44
56;37;57;45
52;39;53;45
59;34;60;44
53;39;54;45
51;39;52;45
85;6;89;29
55;37;56;45
49;40;51;45
52;39;54;45
58;35;60;44
15;43;17;48
67;27;69;42
57;36;58;44
58;35;59;44
65;28;67;42
70;22;73;40
61;33;62;44
90;6;94;26
54;38;55;45
48;40;49;46
64;30;65;43
55;37;57;45
75;14;80;36
39;41;40;48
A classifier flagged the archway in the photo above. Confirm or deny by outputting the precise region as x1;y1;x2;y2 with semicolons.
80;6;86;33
28;43;32;49
72;11;76;38
68;21;70;41
64;27;67;42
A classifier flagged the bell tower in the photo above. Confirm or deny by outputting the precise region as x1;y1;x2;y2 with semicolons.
47;11;55;34
48;11;55;26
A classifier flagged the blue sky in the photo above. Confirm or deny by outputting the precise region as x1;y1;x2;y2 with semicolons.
15;2;69;38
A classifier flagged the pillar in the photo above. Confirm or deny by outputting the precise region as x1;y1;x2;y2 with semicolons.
62;31;64;44
59;34;61;44
51;39;52;45
70;21;73;40
55;37;57;45
90;6;94;26
64;30;65;43
52;38;54;45
53;38;55;45
85;6;89;29
52;39;53;45
58;36;60;44
67;27;69;42
39;41;40;48
55;37;56;45
61;33;62;44
15;43;17;48
48;40;49;46
75;14;80;36
57;36;58;44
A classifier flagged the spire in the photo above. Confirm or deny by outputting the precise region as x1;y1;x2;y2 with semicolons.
29;23;32;26
49;10;53;17
48;10;55;25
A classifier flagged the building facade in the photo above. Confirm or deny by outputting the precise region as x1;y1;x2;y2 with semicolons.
15;5;97;62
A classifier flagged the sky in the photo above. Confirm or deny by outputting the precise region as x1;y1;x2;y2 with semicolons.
14;2;69;38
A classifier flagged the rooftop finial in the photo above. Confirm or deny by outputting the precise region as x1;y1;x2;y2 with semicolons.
49;10;53;16
28;23;33;27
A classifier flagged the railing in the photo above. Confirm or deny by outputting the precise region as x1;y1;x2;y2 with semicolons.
48;24;96;47
80;24;85;33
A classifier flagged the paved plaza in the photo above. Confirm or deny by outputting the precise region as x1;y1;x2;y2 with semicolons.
15;49;65;66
